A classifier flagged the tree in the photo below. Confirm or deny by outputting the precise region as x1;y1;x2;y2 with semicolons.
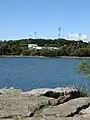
40;48;57;57
0;38;89;56
78;61;90;76
73;48;90;57
77;61;90;96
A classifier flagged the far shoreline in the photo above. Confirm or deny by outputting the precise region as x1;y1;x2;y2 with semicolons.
0;55;90;59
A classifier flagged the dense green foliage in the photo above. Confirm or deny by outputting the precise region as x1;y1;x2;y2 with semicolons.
78;61;90;95
78;61;90;76
0;38;90;57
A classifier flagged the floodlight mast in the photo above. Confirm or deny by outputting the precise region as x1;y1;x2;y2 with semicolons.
58;28;61;39
34;32;37;38
79;33;81;41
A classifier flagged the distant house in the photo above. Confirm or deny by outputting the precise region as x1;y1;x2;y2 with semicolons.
28;44;59;50
28;44;42;50
28;44;37;49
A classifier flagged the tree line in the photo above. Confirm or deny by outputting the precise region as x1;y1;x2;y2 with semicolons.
0;38;90;57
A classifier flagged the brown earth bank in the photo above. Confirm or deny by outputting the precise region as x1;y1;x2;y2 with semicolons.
0;87;90;120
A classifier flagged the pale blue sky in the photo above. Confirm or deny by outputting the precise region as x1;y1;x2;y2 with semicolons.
0;0;90;40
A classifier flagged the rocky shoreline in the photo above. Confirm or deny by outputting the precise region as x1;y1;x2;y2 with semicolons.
0;87;90;120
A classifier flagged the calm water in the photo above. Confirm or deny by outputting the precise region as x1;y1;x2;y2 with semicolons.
0;57;90;91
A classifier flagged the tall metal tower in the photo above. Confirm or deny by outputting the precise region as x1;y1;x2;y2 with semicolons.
34;32;37;38
30;34;32;38
58;28;61;39
79;33;81;41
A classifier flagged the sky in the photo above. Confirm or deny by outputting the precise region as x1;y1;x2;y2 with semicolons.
0;0;90;41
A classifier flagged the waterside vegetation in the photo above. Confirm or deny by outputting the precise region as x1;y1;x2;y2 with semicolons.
78;61;90;96
0;38;90;57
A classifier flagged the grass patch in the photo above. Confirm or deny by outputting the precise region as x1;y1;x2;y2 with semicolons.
69;84;89;97
0;87;22;96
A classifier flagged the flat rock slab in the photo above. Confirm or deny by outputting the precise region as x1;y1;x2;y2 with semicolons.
34;116;90;120
0;95;53;119
41;97;90;118
80;106;90;115
2;116;89;120
0;87;85;120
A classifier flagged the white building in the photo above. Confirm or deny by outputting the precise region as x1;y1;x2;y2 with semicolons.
28;44;42;50
28;44;59;50
28;44;37;49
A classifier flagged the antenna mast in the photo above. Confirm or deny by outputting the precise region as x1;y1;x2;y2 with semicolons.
34;32;37;38
79;33;81;41
58;28;61;39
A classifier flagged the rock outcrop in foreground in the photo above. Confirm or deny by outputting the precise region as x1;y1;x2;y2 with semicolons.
0;87;90;120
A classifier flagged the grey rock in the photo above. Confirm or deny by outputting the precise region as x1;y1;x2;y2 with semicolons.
0;95;52;118
0;87;87;120
40;97;90;118
80;106;90;115
21;87;80;99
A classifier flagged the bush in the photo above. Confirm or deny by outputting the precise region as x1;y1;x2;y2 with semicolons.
78;61;90;76
69;84;89;97
73;48;90;57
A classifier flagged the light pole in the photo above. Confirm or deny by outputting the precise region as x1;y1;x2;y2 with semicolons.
79;33;81;41
58;28;61;39
30;34;32;38
34;32;37;38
